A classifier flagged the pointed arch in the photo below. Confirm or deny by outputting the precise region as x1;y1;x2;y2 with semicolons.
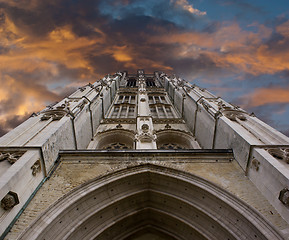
156;129;200;149
20;164;283;240
91;129;135;149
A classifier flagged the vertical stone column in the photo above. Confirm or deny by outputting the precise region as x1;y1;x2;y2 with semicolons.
135;71;157;149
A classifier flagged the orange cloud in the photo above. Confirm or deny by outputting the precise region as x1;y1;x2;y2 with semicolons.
243;87;289;107
0;22;103;75
148;21;289;76
108;46;133;62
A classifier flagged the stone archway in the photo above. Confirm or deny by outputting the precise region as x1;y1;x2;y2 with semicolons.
19;164;283;240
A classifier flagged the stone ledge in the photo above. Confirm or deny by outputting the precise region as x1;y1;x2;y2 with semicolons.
59;149;234;163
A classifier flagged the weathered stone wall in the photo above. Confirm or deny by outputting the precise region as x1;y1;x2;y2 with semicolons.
0;150;43;237
6;157;288;239
162;74;289;228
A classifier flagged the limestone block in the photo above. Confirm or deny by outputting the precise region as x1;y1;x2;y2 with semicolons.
183;97;197;132
214;117;262;170
194;108;215;148
74;109;93;149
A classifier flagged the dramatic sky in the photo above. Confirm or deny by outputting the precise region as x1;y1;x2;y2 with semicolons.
0;0;289;136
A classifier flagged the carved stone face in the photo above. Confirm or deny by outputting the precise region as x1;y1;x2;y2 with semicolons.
141;124;149;133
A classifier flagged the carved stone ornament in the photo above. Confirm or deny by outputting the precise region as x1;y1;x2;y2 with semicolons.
31;160;41;176
220;106;247;121
176;78;185;87
140;98;146;102
116;124;123;129
199;87;205;92
141;124;149;133
251;158;260;171
77;100;88;111
0;151;24;164
267;148;289;163
100;79;108;87
135;132;156;143
165;123;171;129
159;72;166;78
1;191;19;210
79;86;86;92
41;111;67;121
199;99;211;111
115;71;123;77
139;89;146;94
184;86;191;93
279;188;289;206
41;101;70;121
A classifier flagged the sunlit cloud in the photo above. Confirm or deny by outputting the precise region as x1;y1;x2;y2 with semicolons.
242;87;289;107
172;0;206;16
107;45;133;62
148;22;288;76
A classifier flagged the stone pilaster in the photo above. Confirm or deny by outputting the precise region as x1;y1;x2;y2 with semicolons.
135;70;157;149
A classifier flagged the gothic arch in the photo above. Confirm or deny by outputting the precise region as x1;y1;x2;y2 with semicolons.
94;129;135;149
156;130;199;149
20;164;283;240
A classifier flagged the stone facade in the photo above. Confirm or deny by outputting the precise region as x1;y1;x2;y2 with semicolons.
0;70;289;239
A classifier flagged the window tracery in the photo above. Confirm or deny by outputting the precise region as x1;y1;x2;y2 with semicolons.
146;78;155;87
104;142;130;150
126;78;136;87
148;95;177;119
159;143;184;150
108;94;136;119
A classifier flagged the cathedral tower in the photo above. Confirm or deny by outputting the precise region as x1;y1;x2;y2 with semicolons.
0;70;289;239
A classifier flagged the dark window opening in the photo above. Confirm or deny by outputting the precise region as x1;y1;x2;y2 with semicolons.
146;78;155;87
127;78;136;87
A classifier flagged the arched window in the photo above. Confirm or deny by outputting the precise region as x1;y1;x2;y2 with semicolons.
94;130;135;150
127;78;136;87
156;130;200;149
146;77;155;87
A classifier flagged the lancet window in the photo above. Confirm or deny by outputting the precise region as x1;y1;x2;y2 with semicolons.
108;94;136;119
126;78;136;87
146;77;155;87
148;95;177;119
